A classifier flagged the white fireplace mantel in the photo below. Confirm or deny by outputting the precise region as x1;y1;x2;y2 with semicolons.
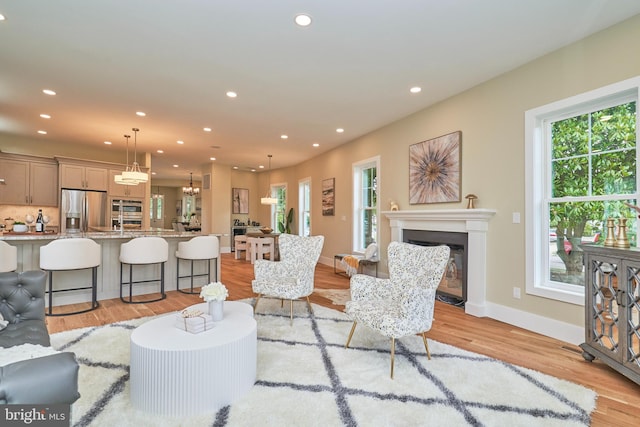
383;209;496;317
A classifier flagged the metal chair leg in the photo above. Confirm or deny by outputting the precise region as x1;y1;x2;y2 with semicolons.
345;321;357;348
390;338;396;379
290;299;293;326
422;332;431;360
306;296;314;314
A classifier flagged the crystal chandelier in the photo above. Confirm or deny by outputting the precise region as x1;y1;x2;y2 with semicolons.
120;127;148;184
183;172;200;196
261;154;277;205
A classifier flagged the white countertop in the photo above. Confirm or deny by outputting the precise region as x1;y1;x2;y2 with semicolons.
0;229;227;241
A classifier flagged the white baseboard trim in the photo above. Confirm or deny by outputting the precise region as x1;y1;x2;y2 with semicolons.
484;301;584;346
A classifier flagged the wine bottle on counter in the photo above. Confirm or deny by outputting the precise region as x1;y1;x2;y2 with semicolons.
36;209;44;232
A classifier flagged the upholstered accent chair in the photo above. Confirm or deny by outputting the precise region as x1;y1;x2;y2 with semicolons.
252;233;324;324
345;241;450;378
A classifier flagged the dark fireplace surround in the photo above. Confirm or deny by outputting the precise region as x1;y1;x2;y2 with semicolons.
403;229;468;305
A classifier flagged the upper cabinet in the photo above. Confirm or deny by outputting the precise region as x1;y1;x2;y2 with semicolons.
59;162;108;191
108;169;146;199
0;154;58;206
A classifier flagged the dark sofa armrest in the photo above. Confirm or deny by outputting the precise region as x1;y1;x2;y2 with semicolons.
0;352;80;404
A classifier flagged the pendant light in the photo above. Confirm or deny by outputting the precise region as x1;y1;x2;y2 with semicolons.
114;134;137;185
261;154;278;205
121;127;149;184
183;172;200;196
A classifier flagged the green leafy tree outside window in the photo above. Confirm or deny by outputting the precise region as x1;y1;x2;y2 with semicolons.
550;102;637;281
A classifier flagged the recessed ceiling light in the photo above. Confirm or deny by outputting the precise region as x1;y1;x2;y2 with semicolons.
233;166;239;170
251;169;256;172
226;91;237;98
177;140;184;145
40;114;51;119
312;143;319;147
173;164;179;168
151;172;157;175
157;149;164;154
136;111;146;117
259;165;264;169
104;141;112;145
42;89;56;96
295;14;312;27
210;157;216;161
203;127;212;132
336;128;344;133
410;86;422;94
37;130;47;135
0;14;6;21
281;135;288;139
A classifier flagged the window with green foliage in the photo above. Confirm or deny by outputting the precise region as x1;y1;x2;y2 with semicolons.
271;184;286;230
526;78;639;304
353;156;380;252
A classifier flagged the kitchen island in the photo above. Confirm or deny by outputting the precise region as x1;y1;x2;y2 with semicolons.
1;229;223;309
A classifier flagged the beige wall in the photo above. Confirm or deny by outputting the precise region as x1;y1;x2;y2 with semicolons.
266;15;640;331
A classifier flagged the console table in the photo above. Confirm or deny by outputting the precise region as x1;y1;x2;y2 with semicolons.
580;244;640;385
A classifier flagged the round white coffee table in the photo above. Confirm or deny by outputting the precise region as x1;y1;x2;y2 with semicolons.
130;301;256;416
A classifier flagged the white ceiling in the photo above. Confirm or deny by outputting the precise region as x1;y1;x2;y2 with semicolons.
1;1;639;179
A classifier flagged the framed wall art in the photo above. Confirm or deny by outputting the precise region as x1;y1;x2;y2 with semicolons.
409;131;461;204
232;188;249;214
322;178;335;216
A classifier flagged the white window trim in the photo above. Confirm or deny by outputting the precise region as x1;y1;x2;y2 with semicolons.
352;155;380;253
298;177;311;236
525;76;640;305
270;182;287;230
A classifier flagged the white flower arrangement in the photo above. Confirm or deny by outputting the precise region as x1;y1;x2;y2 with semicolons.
199;282;228;302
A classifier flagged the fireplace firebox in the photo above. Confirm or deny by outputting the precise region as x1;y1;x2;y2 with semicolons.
403;229;467;306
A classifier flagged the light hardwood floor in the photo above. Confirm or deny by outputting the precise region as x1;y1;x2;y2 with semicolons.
46;253;640;426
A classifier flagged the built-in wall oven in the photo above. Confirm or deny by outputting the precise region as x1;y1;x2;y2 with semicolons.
111;199;143;230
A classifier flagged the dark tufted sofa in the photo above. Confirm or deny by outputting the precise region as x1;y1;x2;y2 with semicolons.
0;270;80;404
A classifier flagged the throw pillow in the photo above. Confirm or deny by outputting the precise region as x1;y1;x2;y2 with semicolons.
0;312;7;331
364;243;378;260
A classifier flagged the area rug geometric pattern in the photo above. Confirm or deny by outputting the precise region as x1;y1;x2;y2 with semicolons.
50;299;596;427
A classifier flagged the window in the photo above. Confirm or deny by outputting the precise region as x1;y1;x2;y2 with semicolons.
353;156;380;252
271;184;287;231
525;77;639;304
299;178;311;236
150;194;164;221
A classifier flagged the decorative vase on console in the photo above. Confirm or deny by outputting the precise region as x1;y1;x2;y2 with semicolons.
199;282;228;321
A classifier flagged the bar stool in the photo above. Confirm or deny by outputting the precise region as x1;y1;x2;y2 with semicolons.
247;236;274;264
0;241;18;272
119;237;168;304
234;235;248;260
40;238;101;316
176;235;220;294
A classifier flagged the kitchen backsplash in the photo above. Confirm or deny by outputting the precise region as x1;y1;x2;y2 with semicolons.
1;205;60;229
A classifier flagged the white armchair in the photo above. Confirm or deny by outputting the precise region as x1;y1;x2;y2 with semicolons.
345;241;450;378
252;233;324;324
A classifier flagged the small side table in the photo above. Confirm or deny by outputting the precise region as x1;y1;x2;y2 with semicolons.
130;301;256;416
334;254;379;277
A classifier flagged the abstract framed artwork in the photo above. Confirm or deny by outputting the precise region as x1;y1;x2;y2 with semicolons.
409;131;461;204
322;178;335;216
232;188;249;214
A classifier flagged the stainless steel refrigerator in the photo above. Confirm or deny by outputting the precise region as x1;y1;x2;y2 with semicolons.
60;189;108;233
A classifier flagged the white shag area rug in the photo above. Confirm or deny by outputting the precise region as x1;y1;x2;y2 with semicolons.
50;299;597;427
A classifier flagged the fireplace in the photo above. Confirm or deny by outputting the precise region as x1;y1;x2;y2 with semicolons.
403;229;467;306
383;209;495;317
